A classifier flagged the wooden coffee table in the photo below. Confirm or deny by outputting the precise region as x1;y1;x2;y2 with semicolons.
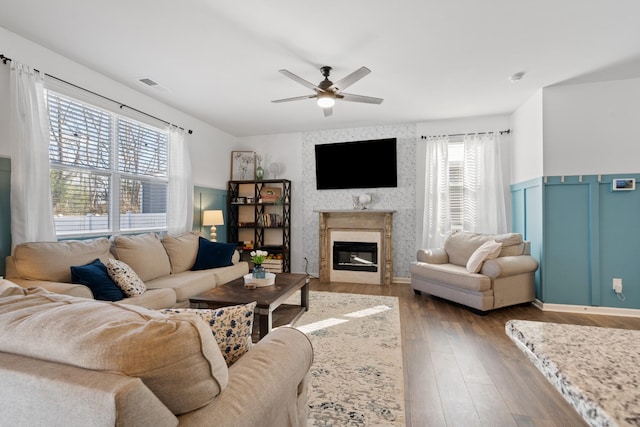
189;273;309;341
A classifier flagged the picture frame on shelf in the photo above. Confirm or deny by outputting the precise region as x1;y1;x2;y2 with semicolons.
230;151;256;181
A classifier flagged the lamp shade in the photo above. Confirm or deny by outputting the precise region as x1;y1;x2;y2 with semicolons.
202;210;224;226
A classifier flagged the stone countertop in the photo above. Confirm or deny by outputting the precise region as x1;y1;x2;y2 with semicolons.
506;320;640;427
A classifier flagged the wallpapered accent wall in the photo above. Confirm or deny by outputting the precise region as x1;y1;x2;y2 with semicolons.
301;124;417;278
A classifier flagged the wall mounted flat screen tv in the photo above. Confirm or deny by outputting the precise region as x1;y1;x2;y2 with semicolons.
315;138;397;190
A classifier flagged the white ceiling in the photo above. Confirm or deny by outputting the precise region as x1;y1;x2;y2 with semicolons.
1;0;640;137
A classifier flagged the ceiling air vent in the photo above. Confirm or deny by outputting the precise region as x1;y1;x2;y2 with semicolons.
139;77;159;86
137;77;169;93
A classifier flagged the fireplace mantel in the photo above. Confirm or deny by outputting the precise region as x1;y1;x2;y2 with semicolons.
318;210;394;285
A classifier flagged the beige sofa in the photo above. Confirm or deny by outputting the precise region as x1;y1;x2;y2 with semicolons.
0;280;313;426
410;231;538;312
5;232;249;309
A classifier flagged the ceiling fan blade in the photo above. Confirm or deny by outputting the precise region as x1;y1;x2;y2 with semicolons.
329;66;371;91
323;106;333;117
338;92;384;104
278;69;324;92
271;94;318;103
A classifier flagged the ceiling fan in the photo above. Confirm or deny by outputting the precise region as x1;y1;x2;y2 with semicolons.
271;66;383;117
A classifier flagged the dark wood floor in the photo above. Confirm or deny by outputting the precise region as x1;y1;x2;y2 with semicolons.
309;279;640;427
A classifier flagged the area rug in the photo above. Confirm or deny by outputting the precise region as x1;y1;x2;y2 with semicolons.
290;291;405;426
506;320;640;427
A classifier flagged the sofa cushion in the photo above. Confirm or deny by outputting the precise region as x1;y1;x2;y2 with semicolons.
12;238;111;282
146;269;215;303
161;302;257;366
409;261;492;292
444;231;523;266
110;233;171;282
117;288;177;310
106;258;147;297
70;259;125;301
162;231;200;273
191;237;236;271
0;293;229;415
466;240;502;273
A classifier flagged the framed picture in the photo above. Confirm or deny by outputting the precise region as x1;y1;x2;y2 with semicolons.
230;151;256;181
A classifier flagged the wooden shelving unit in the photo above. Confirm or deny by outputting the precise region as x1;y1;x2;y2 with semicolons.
227;179;291;273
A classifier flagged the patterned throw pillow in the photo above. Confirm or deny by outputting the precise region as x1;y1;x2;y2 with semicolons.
105;258;147;297
160;302;257;366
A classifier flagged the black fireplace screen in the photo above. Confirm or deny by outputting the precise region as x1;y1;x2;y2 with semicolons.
333;241;378;272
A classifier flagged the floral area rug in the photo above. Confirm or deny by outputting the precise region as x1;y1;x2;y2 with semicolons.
288;291;405;426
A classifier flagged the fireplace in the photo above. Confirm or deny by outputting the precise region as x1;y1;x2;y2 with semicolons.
333;241;378;272
318;210;394;285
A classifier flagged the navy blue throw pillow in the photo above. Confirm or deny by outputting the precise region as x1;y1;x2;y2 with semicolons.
70;258;125;301
191;237;236;271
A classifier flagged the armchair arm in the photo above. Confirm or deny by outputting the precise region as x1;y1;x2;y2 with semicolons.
179;326;314;427
416;248;449;264
481;255;539;279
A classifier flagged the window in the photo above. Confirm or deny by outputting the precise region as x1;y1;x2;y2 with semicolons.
448;142;464;231
47;90;168;237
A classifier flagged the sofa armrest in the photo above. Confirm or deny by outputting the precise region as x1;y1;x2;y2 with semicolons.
178;326;314;427
481;255;539;279
0;351;178;427
5;278;94;299
417;248;449;264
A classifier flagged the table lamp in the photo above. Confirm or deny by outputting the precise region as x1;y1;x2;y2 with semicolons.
202;210;224;242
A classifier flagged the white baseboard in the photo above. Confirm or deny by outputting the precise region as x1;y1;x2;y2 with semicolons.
393;277;411;285
533;299;640;318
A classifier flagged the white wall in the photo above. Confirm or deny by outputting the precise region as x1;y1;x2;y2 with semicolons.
0;26;235;190
510;90;544;183
542;77;640;176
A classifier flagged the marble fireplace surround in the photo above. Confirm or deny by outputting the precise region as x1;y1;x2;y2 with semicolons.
318;210;394;285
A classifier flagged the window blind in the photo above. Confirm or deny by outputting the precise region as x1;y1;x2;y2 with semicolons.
47;91;168;237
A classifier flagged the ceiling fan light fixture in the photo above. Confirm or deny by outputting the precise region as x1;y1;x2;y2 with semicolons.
317;94;335;109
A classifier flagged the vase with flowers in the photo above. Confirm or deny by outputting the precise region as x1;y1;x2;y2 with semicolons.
250;250;268;278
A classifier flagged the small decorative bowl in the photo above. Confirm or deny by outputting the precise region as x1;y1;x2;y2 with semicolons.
243;272;276;288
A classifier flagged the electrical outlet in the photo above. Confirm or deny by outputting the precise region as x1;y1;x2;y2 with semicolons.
613;278;623;293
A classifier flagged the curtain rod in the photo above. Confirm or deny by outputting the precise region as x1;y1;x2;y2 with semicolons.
420;129;510;139
0;53;193;135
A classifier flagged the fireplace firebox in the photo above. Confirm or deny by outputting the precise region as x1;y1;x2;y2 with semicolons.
333;241;378;272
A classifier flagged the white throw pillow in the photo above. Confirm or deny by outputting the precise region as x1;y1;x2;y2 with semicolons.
466;240;502;273
106;258;146;297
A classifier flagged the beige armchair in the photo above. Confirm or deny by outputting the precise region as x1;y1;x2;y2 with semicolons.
410;231;538;313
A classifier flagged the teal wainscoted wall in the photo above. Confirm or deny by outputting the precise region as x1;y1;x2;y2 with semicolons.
194;186;228;243
0;158;11;277
510;177;544;299
511;173;640;309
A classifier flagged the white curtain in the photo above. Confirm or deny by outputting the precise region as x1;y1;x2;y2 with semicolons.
462;133;507;234
422;135;450;249
167;126;193;234
9;61;56;247
421;132;507;249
